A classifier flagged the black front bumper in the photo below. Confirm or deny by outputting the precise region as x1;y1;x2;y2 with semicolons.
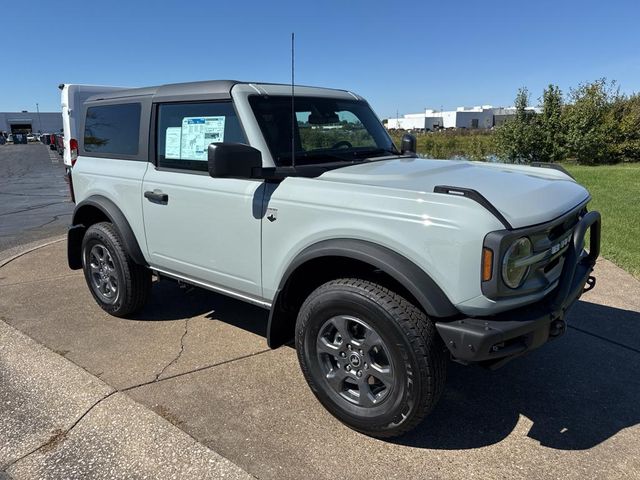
435;210;601;367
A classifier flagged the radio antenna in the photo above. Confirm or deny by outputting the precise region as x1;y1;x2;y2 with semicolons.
291;32;295;168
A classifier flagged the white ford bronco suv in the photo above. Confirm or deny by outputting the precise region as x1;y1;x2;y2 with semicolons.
64;80;601;438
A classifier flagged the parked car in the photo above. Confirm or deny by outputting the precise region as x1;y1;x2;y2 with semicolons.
12;133;28;144
26;133;36;142
56;133;64;155
49;133;57;150
65;80;601;438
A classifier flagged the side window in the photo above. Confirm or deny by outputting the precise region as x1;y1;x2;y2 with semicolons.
84;103;141;155
156;102;245;171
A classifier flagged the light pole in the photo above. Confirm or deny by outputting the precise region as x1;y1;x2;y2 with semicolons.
36;103;43;133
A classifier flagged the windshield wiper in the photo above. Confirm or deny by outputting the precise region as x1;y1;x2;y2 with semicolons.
277;151;358;164
351;147;400;158
277;147;402;166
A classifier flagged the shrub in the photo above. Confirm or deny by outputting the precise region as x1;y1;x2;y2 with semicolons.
494;88;543;163
388;79;640;165
562;79;618;165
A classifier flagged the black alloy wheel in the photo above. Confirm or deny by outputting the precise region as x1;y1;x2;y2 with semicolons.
296;278;447;438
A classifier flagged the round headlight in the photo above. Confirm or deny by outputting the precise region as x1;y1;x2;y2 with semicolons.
502;237;533;289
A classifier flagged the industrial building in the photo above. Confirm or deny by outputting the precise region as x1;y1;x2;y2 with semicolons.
0;111;62;136
491;107;541;126
386;105;541;130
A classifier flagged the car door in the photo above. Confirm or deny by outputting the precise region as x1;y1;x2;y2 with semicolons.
142;101;264;300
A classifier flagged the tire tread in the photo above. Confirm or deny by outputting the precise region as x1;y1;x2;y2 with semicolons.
296;278;447;438
82;222;151;317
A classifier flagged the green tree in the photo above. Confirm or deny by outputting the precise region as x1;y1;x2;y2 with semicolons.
562;78;617;164
495;87;542;163
609;93;640;162
538;84;564;163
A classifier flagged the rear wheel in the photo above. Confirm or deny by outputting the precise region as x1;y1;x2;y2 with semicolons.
295;278;447;438
81;222;151;317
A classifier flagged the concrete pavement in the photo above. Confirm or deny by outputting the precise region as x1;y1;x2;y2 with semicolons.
0;316;113;469
0;240;639;479
0;241;269;390
0;312;252;479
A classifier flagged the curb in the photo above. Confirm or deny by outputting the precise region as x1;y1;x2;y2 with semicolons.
0;236;66;269
0;320;253;480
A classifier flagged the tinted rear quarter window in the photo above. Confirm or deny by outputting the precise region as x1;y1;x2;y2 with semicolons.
84;103;141;155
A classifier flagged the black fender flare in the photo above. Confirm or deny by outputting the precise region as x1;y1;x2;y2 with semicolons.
68;195;147;269
267;238;459;348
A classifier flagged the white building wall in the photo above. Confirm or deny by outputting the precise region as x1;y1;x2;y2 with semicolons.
387;116;426;130
386;105;538;131
441;111;457;128
386;118;402;129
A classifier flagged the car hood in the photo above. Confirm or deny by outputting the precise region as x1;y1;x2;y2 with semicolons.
317;158;590;229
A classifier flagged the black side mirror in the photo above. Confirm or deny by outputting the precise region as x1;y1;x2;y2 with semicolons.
400;133;417;155
207;143;262;178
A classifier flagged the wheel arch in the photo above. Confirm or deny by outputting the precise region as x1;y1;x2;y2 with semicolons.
267;239;459;348
68;195;147;270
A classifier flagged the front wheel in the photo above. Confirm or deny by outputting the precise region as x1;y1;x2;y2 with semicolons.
295;278;447;438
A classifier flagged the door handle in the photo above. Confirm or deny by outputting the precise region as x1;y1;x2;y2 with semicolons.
144;190;169;205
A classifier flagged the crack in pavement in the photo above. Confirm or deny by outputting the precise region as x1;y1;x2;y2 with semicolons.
0;192;68;198
23;213;71;232
123;347;273;393
0;306;272;472
0;272;82;287
0;332;271;471
154;319;190;382
0;391;117;472
568;325;640;354
0;201;68;218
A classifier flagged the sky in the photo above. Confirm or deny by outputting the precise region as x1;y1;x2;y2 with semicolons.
2;0;639;118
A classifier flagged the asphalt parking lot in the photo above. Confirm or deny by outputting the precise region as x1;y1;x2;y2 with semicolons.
0;146;639;479
0;144;73;253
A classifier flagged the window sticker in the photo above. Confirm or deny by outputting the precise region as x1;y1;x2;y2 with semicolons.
180;116;226;161
165;127;182;159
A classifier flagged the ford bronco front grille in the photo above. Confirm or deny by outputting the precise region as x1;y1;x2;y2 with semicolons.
481;204;587;300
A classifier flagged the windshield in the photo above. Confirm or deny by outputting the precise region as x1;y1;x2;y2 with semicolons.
249;95;398;166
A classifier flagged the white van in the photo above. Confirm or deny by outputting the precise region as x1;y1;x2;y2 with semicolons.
59;84;128;168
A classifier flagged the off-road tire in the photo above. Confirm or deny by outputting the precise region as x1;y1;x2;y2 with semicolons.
295;278;447;438
81;222;151;317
